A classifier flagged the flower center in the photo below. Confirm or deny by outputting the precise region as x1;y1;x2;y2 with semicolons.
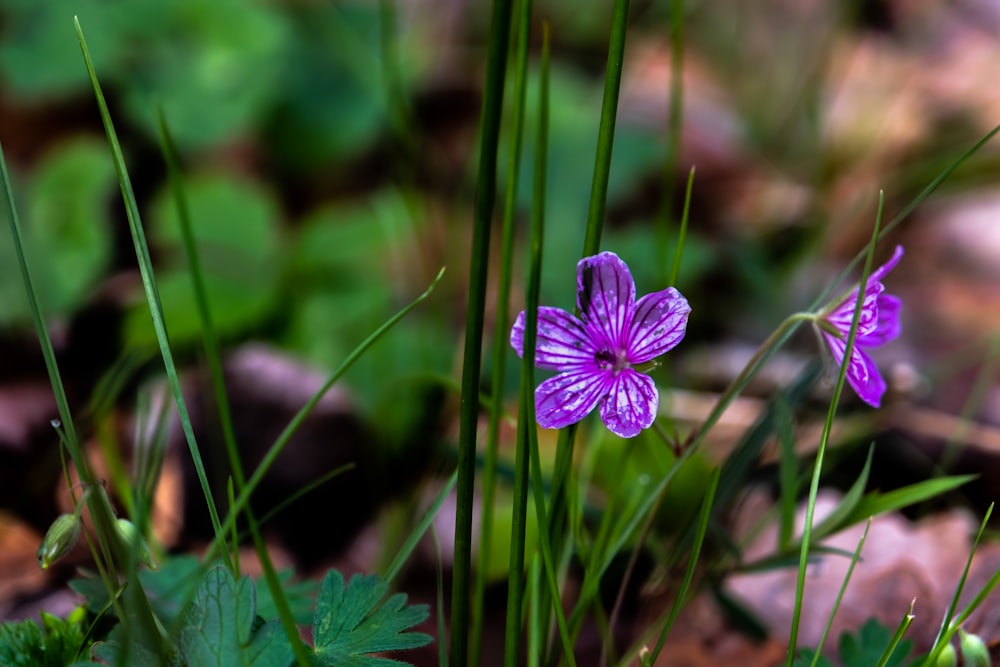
595;348;630;374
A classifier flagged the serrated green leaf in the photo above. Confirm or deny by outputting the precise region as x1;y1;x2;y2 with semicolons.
838;618;912;667
312;570;431;667
178;566;295;667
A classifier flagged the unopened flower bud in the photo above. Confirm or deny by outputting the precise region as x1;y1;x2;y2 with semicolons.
37;513;82;569
959;629;990;667
113;518;156;569
933;643;957;667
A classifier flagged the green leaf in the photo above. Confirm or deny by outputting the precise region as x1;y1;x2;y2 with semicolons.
0;139;116;325
831;475;976;534
178;566;296;667
312;570;431;667
121;0;290;150
839;618;912;667
0;610;87;667
811;444;874;541
0;0;128;99
788;648;836;667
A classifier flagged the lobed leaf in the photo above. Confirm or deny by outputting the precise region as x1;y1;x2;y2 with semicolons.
312;570;431;667
177;566;295;667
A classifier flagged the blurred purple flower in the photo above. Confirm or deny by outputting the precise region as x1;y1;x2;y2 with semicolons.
819;245;903;408
510;252;690;438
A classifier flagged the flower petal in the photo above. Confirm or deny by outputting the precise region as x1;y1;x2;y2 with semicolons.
869;245;904;284
576;252;636;350
827;281;884;338
859;294;901;347
625;287;691;363
535;369;613;430
823;332;888;408
826;245;904;338
598;369;658;438
511;307;598;371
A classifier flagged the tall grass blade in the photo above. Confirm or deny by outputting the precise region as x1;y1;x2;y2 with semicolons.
451;0;514;660
786;193;885;665
74;16;230;571
808;519;871;667
505;22;548;664
474;0;533;658
582;0;630;256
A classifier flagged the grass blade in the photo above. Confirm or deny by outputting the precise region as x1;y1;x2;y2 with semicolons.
809;518;871;667
474;0;533;658
451;0;514;660
383;468;459;584
648;467;720;664
787;193;885;665
874;599;915;667
582;0;630;256
75;16;230;571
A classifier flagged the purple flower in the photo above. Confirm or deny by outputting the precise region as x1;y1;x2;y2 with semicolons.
819;245;903;408
510;252;690;438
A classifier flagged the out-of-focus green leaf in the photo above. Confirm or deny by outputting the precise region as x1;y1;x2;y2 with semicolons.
121;0;291;150
838;618;913;667
27;140;116;311
123;172;283;347
265;5;389;169
0;140;116;326
0;0;127;99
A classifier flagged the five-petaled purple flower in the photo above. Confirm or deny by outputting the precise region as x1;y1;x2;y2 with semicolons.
817;245;903;408
510;252;691;438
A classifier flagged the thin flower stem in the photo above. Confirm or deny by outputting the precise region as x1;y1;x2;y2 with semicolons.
451;0;514;661
786;193;885;666
688;311;815;452
474;0;532;659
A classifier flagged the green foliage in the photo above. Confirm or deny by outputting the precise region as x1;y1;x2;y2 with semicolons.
311;570;431;667
71;556;316;629
176;567;295;667
789;619;914;667
71;561;431;665
0;608;88;667
0;139;115;326
839;618;914;667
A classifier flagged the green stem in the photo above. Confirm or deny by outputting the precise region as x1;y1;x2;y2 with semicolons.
451;0;514;662
474;0;532;659
786;193;884;665
582;0;630;256
506;22;548;665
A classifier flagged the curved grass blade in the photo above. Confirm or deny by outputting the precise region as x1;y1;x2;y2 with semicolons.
75;16;230;571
